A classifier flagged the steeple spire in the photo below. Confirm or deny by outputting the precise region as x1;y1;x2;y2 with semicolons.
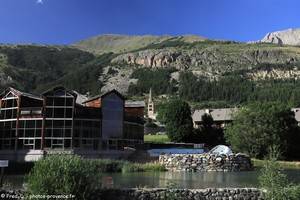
147;88;156;120
148;88;152;103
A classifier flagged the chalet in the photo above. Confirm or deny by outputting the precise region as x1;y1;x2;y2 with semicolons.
192;108;237;128
0;87;144;161
194;107;300;128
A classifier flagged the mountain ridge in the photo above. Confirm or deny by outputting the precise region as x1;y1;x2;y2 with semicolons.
258;28;300;46
72;34;207;54
1;31;300;106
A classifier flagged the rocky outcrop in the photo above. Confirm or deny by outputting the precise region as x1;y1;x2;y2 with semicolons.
97;188;264;200
112;47;298;74
247;69;300;80
260;28;300;46
159;153;252;172
99;65;137;94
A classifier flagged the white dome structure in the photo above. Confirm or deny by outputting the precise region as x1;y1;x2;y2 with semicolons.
209;145;233;155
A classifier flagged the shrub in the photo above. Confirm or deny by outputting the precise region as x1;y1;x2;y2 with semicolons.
90;159;166;173
259;148;300;200
90;159;124;172
141;162;166;172
26;155;101;199
121;163;143;173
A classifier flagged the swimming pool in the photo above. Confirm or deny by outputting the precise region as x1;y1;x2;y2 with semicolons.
147;148;205;157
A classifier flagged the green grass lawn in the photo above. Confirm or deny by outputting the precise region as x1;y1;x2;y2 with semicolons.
252;158;300;169
144;134;170;144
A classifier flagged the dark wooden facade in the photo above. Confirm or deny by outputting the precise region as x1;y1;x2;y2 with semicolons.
0;87;144;153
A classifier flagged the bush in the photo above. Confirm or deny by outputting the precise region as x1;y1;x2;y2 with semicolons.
90;159;124;173
259;148;300;200
141;162;166;172
26;155;101;199
26;156;165;199
90;159;166;173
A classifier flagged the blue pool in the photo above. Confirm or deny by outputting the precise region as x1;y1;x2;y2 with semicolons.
147;148;205;157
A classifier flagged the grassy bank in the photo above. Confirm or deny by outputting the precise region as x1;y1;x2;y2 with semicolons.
90;159;166;173
252;158;300;169
144;134;170;143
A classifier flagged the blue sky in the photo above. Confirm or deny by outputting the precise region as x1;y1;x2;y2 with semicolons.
0;0;300;44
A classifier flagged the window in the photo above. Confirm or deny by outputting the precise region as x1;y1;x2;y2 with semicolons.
46;97;54;106
65;120;72;128
65;129;71;137
53;139;63;145
53;108;64;118
35;140;41;149
18;129;24;137
53;120;64;128
65;98;73;106
25;130;34;137
65;108;73;118
64;139;71;148
45;129;52;137
46;109;53;118
53;129;63;138
26;120;35;129
35;129;41;137
54;98;65;106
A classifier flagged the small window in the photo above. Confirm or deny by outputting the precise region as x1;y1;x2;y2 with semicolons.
35;129;42;137
64;139;71;148
65;129;71;137
53;139;63;145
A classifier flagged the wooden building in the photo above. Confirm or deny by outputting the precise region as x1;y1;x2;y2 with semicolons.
0;87;144;161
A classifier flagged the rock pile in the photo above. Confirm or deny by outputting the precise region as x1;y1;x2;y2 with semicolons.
159;153;252;172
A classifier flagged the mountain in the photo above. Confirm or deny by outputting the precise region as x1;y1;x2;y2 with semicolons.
260;28;300;46
72;34;206;54
2;34;300;106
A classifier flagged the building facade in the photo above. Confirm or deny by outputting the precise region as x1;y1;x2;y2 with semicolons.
192;108;237;128
0;87;144;161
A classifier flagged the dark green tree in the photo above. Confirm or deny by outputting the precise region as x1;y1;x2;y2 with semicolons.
193;114;225;147
164;99;194;142
225;102;300;159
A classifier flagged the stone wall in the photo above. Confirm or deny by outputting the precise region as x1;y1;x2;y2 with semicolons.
159;153;252;172
0;188;264;200
97;188;264;200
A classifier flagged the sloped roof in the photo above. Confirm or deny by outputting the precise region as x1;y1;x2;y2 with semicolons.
125;100;145;108
82;89;125;104
192;109;207;122
42;86;78;98
0;87;43;101
193;108;237;122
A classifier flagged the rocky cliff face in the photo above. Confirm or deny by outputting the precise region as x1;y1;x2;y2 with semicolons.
260;28;300;46
246;68;300;80
112;46;299;76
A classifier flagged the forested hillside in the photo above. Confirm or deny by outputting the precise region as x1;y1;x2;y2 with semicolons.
1;35;300;107
0;45;115;95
